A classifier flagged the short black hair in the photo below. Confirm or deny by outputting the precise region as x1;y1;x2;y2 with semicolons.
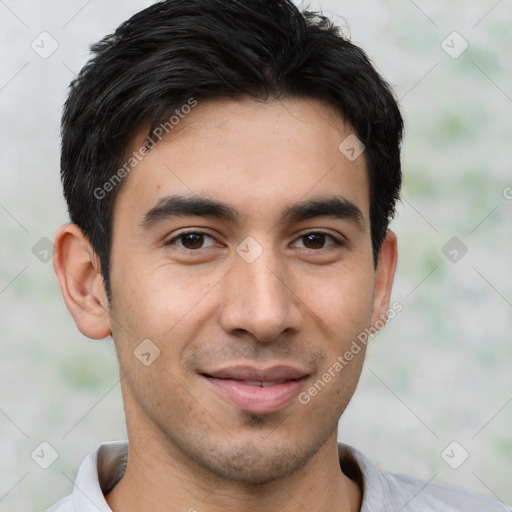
61;0;403;300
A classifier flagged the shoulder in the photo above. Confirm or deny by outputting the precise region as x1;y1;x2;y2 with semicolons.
381;471;511;511
338;443;511;512
42;494;72;512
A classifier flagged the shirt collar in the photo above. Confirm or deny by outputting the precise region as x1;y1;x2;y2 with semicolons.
72;441;128;512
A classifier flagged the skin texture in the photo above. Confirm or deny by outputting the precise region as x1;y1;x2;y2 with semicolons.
53;97;398;512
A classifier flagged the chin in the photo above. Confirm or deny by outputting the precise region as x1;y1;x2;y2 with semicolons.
189;438;321;485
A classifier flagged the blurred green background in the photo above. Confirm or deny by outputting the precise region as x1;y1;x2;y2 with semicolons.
0;0;511;509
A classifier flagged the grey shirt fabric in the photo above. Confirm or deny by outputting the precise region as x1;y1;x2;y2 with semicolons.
45;440;511;511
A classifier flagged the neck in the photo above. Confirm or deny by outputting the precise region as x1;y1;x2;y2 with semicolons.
105;430;360;512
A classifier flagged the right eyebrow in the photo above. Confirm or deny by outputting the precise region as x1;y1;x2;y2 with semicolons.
139;194;238;229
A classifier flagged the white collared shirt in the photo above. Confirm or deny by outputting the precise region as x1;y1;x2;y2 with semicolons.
44;440;511;511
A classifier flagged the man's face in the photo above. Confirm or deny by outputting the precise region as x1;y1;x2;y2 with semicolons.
107;97;390;483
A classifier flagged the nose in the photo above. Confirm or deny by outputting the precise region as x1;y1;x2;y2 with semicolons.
218;241;303;343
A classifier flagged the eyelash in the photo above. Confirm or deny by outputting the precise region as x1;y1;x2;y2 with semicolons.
165;230;345;252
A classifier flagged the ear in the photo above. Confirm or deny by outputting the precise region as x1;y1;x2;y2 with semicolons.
53;223;111;339
370;230;398;329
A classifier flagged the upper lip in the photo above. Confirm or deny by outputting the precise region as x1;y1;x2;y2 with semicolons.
202;365;309;381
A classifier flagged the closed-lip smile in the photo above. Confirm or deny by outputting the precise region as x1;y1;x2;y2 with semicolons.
201;364;310;414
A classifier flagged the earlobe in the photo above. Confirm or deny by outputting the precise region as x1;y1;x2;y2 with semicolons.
370;230;398;329
53;223;112;340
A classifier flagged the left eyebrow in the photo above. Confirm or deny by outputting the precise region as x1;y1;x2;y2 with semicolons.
277;196;365;230
139;194;365;230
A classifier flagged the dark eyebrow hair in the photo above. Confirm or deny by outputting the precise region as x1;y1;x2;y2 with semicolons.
277;196;365;229
140;194;237;227
140;194;365;230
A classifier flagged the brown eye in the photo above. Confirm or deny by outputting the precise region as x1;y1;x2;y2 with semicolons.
293;232;340;250
303;233;326;249
167;231;216;250
180;233;204;249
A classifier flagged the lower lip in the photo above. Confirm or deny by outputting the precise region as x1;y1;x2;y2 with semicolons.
202;375;308;414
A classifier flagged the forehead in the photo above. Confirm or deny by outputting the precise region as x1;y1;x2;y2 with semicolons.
114;97;370;228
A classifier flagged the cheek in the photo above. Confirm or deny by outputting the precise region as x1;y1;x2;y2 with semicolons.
299;267;375;340
109;258;216;365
